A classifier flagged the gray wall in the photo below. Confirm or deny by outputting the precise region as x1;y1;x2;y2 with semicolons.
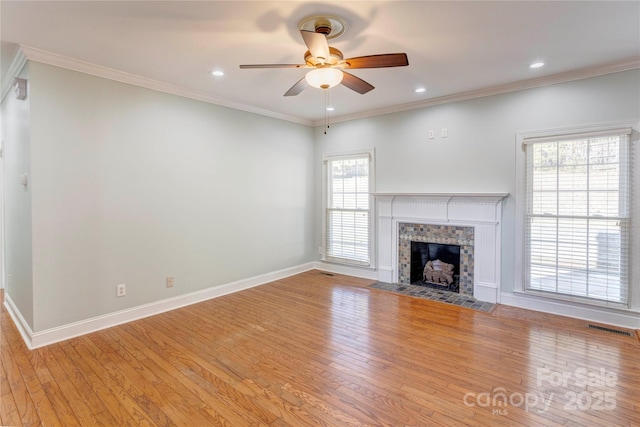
14;62;316;332
2;63;33;328
314;69;640;293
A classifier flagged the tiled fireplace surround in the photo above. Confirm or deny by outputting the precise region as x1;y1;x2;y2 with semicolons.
374;193;508;304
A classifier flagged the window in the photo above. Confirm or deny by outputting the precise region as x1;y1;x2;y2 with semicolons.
522;128;632;305
323;152;373;266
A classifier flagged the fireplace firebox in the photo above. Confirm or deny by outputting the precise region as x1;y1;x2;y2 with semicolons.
410;241;461;292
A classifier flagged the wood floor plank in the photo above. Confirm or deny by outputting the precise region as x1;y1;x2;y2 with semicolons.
102;327;244;426
47;343;119;426
0;358;22;427
39;344;104;425
60;340;139;425
70;335;161;425
1;272;639;426
1;313;64;427
121;319;273;426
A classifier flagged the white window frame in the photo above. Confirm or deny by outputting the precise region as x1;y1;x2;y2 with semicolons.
515;122;637;309
322;149;375;268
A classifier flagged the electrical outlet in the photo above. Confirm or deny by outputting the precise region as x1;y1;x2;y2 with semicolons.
428;129;435;139
166;276;174;288
116;283;126;297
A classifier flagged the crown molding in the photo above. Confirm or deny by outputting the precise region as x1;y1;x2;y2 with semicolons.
9;46;639;128
315;56;640;127
0;48;28;103
17;45;314;127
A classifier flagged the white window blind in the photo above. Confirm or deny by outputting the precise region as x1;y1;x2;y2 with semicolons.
524;130;632;305
325;155;371;265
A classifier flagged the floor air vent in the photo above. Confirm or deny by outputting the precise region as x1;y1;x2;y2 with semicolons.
587;324;632;337
319;272;335;276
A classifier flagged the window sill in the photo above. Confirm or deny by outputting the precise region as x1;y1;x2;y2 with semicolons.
512;289;638;314
503;290;640;329
320;257;375;270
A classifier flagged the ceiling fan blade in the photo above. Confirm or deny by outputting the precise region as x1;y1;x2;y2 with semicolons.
284;76;309;96
300;30;330;64
344;53;409;69
341;72;374;94
240;64;306;69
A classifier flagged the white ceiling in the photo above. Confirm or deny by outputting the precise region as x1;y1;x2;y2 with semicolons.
1;1;639;124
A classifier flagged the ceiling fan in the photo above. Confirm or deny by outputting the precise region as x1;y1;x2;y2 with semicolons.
239;15;409;96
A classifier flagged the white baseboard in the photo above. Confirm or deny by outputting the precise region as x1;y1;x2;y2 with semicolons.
500;292;640;329
313;261;379;280
5;262;316;349
376;267;394;283
10;264;635;350
474;282;499;304
4;295;35;349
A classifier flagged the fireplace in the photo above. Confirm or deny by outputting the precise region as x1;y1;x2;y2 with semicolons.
410;241;461;292
398;222;474;297
374;193;507;303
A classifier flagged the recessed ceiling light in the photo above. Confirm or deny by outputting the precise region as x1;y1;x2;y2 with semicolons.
210;70;224;77
529;62;545;69
415;87;426;93
326;106;335;111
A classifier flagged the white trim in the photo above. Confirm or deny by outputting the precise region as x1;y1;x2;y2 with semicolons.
4;262;315;349
322;149;373;163
372;193;509;205
8;46;638;128
522;127;632;144
312;57;640;127
517;121;638;146
632;122;640;311
17;45;312;127
475;282;499;303
514;120;639;296
313;261;379;281
0;49;27;103
321;149;376;268
515;133;527;294
501;292;640;330
4;294;34;348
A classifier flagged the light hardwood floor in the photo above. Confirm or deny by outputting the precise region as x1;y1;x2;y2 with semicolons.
1;270;639;426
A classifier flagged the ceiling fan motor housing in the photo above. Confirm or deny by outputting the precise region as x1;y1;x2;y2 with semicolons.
314;20;332;35
304;47;344;67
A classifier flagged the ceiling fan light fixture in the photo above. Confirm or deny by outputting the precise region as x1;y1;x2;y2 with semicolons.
305;68;343;90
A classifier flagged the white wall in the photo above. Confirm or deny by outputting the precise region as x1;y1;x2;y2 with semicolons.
22;62;315;332
1;63;33;328
314;70;640;297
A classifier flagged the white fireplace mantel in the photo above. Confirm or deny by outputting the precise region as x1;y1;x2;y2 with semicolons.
373;192;508;303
